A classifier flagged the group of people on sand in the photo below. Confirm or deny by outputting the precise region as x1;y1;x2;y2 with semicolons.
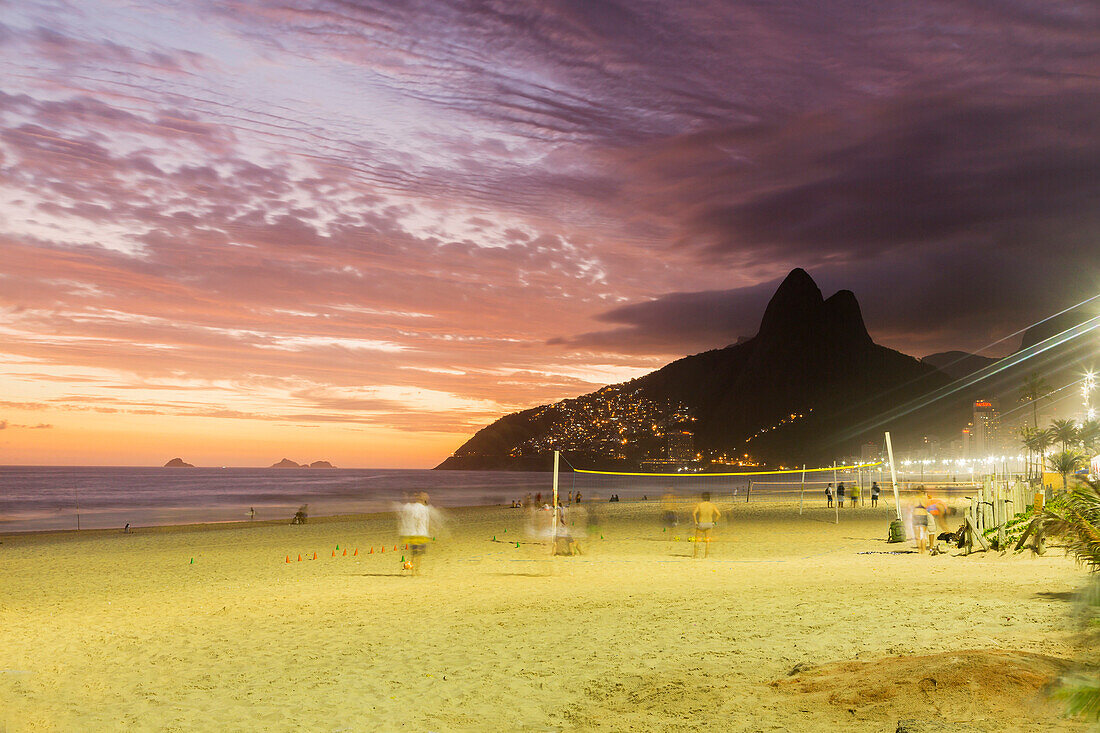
825;481;881;508
514;491;585;509
910;487;949;554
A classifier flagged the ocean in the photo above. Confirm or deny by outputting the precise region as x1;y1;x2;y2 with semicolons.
0;465;890;534
0;466;557;533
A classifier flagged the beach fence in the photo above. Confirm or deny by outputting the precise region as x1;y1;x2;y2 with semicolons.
958;476;1043;554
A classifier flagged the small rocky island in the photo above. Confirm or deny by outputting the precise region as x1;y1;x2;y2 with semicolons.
164;458;195;467
269;458;337;468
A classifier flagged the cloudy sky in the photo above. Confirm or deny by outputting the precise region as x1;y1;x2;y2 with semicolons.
2;0;1098;466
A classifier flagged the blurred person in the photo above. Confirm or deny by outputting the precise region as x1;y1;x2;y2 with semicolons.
825;483;834;508
553;503;583;556
911;486;932;554
922;489;949;552
692;492;721;559
397;492;443;575
850;482;861;507
837;482;846;508
661;489;679;531
871;482;880;507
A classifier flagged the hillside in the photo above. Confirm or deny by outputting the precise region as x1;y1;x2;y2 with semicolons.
438;269;979;470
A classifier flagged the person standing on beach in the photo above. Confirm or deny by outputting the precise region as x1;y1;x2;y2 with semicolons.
661;489;679;532
397;492;440;575
836;482;845;508
871;482;880;507
911;490;931;554
825;483;834;508
692;492;721;559
850;482;861;507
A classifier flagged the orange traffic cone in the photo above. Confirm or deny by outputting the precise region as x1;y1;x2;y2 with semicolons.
404;544;408;550
380;546;385;553
393;545;397;551
332;549;336;557
353;548;358;556
312;552;317;560
368;547;373;554
297;554;302;562
343;549;347;556
285;555;290;563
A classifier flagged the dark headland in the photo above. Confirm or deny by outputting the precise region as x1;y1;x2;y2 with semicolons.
437;268;1089;472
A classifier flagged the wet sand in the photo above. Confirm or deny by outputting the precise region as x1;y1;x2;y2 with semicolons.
0;499;1089;731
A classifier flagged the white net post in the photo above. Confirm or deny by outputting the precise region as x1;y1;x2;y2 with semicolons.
550;450;559;554
799;464;806;515
885;431;901;521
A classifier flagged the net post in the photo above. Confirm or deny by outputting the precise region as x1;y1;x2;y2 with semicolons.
799;464;806;515
885;431;901;521
857;463;863;506
746;479;751;503
550;450;559;554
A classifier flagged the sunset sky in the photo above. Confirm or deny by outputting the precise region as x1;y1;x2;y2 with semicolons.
2;1;1098;467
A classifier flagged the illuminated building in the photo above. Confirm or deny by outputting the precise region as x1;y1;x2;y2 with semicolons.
972;400;999;455
667;431;695;462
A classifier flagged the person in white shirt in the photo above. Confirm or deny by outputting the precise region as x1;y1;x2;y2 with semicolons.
397;492;439;575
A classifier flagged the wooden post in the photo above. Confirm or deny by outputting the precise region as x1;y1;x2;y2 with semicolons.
746;479;751;503
994;481;1005;550
965;516;989;551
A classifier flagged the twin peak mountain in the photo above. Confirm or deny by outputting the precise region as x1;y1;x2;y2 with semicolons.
437;269;962;470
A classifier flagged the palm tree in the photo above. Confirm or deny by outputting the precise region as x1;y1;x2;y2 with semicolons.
1041;476;1100;566
1051;418;1081;452
1034;428;1056;480
1020;373;1052;428
1078;419;1100;455
1048;449;1088;493
1019;426;1038;480
1039;477;1100;722
1020;426;1052;481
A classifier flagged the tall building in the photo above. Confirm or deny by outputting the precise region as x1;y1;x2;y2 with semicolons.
972;400;999;456
667;430;695;462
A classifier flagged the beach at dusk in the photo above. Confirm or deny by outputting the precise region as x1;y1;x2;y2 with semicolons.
0;499;1090;732
4;0;1100;728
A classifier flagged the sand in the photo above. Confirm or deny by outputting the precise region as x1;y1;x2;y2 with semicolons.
0;499;1091;732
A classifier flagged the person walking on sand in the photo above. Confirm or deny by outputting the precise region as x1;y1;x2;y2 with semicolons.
870;482;880;507
692;492;721;559
397;492;440;575
911;490;931;555
825;483;834;508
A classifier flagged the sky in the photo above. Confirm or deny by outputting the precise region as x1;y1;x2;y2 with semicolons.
1;0;1098;467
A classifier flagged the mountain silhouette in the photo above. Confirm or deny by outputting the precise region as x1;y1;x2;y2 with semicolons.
436;269;1041;470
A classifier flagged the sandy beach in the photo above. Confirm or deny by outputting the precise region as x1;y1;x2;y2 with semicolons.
0;498;1089;732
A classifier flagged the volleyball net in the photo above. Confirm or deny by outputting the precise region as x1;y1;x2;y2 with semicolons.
561;460;888;506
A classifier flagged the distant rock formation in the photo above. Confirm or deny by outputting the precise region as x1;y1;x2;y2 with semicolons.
164;458;194;468
438;268;963;470
270;458;302;468
308;460;335;468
